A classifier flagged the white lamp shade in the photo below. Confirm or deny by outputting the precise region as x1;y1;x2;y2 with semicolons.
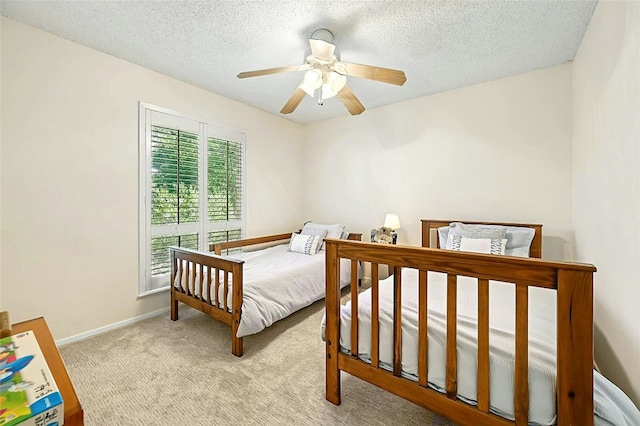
321;83;338;99
304;69;323;88
329;72;347;92
384;213;401;230
321;71;347;99
299;81;316;97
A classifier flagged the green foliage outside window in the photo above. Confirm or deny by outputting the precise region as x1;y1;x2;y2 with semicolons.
149;126;243;276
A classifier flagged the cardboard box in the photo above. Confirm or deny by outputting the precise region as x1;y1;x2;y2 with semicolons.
0;330;64;426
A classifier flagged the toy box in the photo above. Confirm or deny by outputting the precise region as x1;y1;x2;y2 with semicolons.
0;330;64;426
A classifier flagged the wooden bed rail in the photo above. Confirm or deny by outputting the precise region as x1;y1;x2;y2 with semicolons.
325;239;596;426
211;232;363;255
210;232;293;254
170;247;245;356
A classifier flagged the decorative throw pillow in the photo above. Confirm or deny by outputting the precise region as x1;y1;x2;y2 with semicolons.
450;235;507;255
288;232;325;255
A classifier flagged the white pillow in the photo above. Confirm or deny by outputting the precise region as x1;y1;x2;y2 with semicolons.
301;222;345;250
441;222;535;257
288;232;324;255
450;235;507;255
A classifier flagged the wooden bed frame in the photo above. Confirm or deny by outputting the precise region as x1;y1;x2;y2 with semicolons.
325;219;596;426
171;231;361;357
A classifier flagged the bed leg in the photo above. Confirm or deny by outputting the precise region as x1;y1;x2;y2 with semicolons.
232;335;243;357
170;291;178;321
326;343;341;405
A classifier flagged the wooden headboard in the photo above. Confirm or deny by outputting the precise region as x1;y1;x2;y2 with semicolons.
421;219;543;258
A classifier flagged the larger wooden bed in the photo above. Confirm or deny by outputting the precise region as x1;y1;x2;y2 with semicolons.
324;219;595;426
171;231;361;357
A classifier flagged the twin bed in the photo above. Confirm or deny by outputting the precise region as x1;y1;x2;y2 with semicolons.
324;219;638;426
170;224;361;356
170;218;638;425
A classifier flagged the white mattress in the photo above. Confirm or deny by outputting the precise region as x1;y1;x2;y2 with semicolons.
176;244;352;337
333;268;558;424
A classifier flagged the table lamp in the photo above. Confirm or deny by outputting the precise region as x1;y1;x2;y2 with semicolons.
384;213;401;244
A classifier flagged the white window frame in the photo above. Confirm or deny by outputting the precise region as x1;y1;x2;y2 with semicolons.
138;102;246;297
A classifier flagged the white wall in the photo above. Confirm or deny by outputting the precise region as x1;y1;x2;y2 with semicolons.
573;1;640;406
0;18;305;340
304;64;574;260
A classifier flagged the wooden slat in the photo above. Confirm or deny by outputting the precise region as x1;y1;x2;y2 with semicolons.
371;262;380;368
351;259;359;286
198;264;204;301
393;268;402;376
418;269;428;387
477;278;490;412
446;273;457;399
223;271;229;311
214;269;220;308
176;259;183;292
514;284;529;425
185;261;191;295
191;261;197;297
557;270;594;426
206;266;212;304
350;260;359;358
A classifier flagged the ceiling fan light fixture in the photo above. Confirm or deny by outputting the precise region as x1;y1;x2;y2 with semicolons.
299;81;315;97
303;69;323;88
330;72;347;93
299;69;323;97
320;71;347;99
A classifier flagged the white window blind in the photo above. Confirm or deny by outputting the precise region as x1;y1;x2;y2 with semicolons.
139;103;245;296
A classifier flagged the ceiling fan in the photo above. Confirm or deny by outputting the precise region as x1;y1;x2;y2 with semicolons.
237;29;407;116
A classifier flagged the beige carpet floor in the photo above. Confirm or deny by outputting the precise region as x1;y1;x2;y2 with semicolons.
59;299;455;425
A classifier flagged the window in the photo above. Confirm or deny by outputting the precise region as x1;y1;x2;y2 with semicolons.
138;103;245;296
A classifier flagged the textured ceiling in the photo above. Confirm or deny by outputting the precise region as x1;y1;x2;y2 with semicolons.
0;0;597;124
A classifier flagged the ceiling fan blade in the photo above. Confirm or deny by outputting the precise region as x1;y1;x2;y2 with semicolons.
340;62;407;86
237;64;310;79
309;39;335;61
337;85;365;115
280;87;307;114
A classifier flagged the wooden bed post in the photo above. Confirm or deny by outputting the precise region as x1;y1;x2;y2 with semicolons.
557;269;594;426
231;262;244;357
170;249;178;321
325;241;341;405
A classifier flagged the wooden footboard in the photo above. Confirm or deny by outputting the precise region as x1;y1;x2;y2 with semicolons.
170;247;245;356
325;223;596;426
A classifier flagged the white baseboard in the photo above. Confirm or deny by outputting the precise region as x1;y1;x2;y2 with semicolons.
56;307;170;346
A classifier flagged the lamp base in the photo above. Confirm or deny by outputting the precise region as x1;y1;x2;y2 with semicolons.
391;230;397;245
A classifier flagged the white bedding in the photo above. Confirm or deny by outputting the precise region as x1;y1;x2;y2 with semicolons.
323;268;640;426
176;244;352;338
